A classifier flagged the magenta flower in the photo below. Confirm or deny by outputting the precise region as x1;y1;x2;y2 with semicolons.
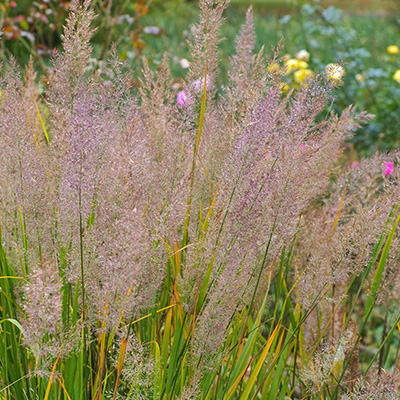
177;90;187;107
384;162;394;176
10;1;17;7
351;161;359;168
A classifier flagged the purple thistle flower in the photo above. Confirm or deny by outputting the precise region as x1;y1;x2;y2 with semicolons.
177;90;187;107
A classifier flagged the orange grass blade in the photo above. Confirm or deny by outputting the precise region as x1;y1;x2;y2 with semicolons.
112;337;128;400
56;377;72;400
43;357;59;400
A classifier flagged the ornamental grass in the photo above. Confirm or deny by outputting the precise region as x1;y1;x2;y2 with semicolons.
1;1;399;399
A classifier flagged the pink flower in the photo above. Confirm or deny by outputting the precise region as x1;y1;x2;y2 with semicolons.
384;162;394;176
10;1;17;7
177;90;187;107
300;143;306;148
192;75;209;91
351;161;359;168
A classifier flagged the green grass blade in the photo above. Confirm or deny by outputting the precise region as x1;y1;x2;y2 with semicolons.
363;212;400;321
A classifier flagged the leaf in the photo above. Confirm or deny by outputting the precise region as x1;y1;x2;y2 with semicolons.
43;357;60;400
363;212;400;321
225;322;281;400
35;102;50;143
0;318;25;335
239;322;282;400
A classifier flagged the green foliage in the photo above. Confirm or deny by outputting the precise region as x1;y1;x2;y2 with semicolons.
0;0;159;73
2;0;400;154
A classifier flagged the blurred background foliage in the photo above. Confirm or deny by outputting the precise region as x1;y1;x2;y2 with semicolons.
1;0;400;154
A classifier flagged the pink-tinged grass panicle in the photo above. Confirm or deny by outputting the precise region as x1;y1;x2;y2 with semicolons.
1;0;400;398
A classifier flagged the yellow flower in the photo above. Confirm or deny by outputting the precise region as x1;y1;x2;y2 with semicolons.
387;45;399;54
294;69;314;83
393;70;400;84
325;63;345;84
285;59;308;74
297;61;309;69
285;59;299;73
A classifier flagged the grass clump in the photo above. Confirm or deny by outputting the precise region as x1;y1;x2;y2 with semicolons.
0;1;400;399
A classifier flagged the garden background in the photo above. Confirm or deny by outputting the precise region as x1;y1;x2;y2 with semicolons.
2;0;400;153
